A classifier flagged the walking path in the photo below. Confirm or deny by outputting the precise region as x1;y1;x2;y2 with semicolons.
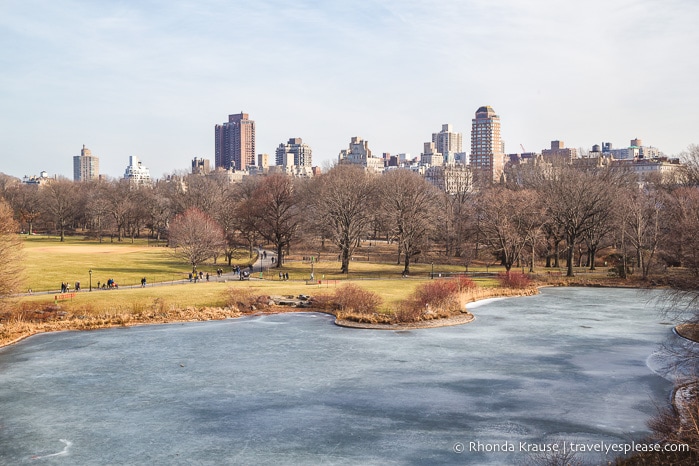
17;250;277;298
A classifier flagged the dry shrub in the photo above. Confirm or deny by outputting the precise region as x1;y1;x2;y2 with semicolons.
397;277;475;323
394;304;423;323
309;293;335;311
225;288;272;312
151;297;170;314
621;384;699;465
336;311;393;325
225;289;256;312
498;271;531;289
5;301;64;323
332;284;382;315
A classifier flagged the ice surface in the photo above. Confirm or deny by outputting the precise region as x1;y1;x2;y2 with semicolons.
0;288;682;465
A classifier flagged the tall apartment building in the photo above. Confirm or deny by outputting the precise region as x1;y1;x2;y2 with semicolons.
275;138;313;167
214;112;256;170
432;124;463;164
338;136;384;173
420;142;443;167
73;144;99;182
470;106;504;183
124;156;152;186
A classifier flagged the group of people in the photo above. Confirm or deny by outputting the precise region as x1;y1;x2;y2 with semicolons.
94;278;118;289
57;254;274;294
188;271;210;282
60;282;79;293
278;272;290;280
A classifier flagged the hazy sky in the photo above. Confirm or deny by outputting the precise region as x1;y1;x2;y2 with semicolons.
1;0;698;180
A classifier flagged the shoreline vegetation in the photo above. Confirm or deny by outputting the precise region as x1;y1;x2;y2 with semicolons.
0;284;543;349
3;279;651;349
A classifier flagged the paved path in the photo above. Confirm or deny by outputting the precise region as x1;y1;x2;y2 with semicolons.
18;250;279;298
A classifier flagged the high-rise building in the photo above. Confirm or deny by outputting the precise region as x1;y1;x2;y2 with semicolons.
470;106;504;183
215;112;256;170
124;156;152;186
420;142;443;167
73;144;99;182
275;138;313;167
338;137;383;173
432;124;463;164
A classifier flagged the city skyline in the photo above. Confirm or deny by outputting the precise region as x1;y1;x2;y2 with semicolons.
2;1;698;180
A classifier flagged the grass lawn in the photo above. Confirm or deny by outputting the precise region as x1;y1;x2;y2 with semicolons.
12;234;611;314
21;235;255;292
12;276;435;316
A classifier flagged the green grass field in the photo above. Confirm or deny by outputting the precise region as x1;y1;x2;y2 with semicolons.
13;234;610;315
21;235;255;292
14;235;501;313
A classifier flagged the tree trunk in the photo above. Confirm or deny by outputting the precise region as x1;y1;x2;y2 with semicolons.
566;236;575;277
340;246;350;274
276;243;284;269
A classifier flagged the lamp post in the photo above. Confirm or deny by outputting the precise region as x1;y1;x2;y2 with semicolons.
431;262;434;279
89;269;92;292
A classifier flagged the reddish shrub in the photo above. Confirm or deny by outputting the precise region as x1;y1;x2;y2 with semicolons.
332;284;382;315
412;280;460;310
498;271;531;289
397;277;474;322
394;304;423;323
455;275;477;290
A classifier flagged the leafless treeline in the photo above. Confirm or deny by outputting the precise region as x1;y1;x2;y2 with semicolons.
3;146;699;279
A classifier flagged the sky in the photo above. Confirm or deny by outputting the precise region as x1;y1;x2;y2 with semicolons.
1;0;698;180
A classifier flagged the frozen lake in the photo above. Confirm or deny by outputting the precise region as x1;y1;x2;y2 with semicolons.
0;287;681;464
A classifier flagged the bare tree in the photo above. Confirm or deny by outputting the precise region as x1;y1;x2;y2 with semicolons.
305;165;377;273
231;177;263;261
5;183;42;234
678;144;699;186
476;187;544;273
140;183;172;241
168;207;226;273
0;198;24;297
41;177;79;241
622;185;667;279
380;169;439;275
242;174;300;268
85;182;113;242
537;167;616;277
102;179;136;241
664;187;699;270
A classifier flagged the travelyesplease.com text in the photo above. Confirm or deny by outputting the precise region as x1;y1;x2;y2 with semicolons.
453;440;689;456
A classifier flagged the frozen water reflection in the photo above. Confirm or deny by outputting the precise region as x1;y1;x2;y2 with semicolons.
0;287;682;464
